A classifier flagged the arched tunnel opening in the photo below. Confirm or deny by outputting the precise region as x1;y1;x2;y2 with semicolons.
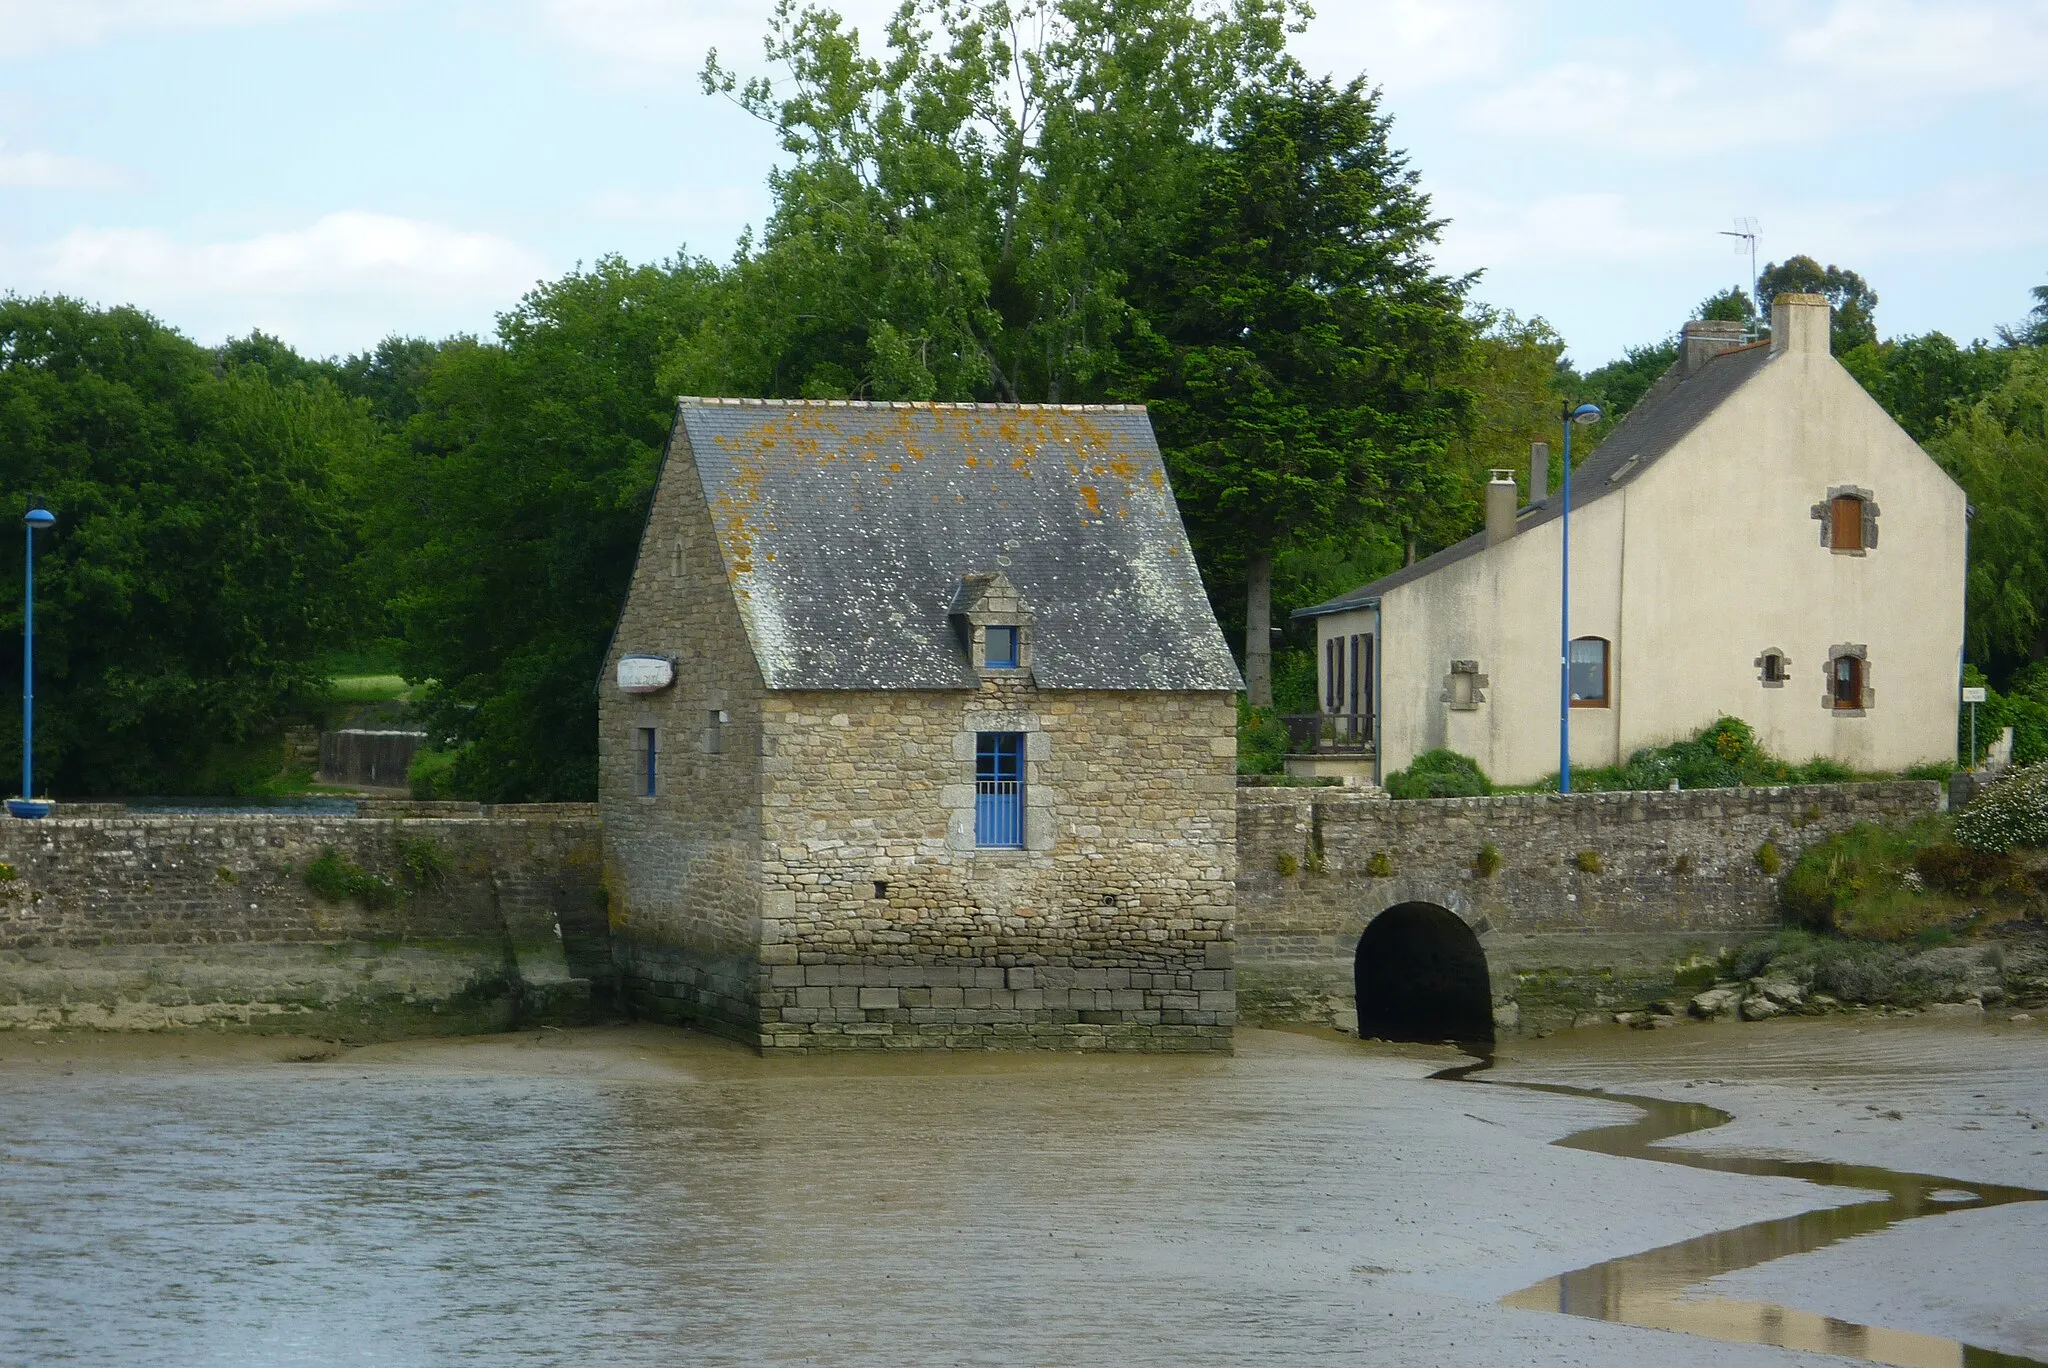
1354;902;1495;1046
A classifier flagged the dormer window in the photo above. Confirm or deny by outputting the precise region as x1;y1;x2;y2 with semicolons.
950;569;1034;677
987;626;1019;669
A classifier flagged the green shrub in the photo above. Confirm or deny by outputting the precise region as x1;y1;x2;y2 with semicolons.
1473;843;1502;878
1728;928;1942;1006
1911;841;2030;898
1364;851;1394;878
1755;841;1782;876
1542;716;1876;793
1274;852;1298;877
303;847;398;909
215;865;237;884
1574;849;1603;875
407;747;464;800
1235;699;1290;776
1779;819;1979;940
1954;761;2048;852
1904;761;1957;783
392;834;451;891
1385;749;1492;799
0;862;15;881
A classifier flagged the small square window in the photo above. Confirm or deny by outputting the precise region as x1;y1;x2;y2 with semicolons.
636;727;658;797
986;626;1019;669
704;710;725;754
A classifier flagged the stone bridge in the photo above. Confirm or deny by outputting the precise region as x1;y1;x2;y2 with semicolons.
1234;781;1941;1038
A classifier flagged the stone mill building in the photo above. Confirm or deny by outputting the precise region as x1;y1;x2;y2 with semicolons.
599;398;1243;1052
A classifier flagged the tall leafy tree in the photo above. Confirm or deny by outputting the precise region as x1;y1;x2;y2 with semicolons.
1840;332;2013;443
1756;255;1878;352
1999;281;2048;348
367;255;721;801
0;297;366;795
1695;286;1756;325
1122;74;1472;704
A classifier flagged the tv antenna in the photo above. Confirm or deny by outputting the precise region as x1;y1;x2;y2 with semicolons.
1719;217;1760;324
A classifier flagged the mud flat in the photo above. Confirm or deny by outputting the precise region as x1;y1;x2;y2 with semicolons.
0;1021;2040;1365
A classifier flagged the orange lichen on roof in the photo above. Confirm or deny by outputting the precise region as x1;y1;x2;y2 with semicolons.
1079;485;1102;516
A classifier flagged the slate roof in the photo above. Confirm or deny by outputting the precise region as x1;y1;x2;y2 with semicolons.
1296;340;1776;618
673;398;1242;692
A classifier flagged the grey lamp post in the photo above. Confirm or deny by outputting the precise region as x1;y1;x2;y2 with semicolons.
9;506;56;819
1557;403;1602;794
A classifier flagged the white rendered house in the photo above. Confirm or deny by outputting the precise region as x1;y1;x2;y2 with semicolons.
1292;293;1968;787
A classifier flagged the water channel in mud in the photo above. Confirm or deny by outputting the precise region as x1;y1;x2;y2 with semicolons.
1441;1053;2048;1367
1;1019;2043;1366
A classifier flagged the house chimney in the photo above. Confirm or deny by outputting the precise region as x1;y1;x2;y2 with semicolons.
1529;441;1549;507
1486;469;1518;547
1771;292;1831;356
1680;318;1746;373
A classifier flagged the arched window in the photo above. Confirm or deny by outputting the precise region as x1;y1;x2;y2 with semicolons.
1813;486;1879;553
1827;646;1871;713
1831;494;1865;551
1568;637;1609;708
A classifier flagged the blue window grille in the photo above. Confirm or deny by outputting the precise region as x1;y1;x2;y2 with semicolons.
638;727;658;796
986;625;1019;669
975;731;1025;848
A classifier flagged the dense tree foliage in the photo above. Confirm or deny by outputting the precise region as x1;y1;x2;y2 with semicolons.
367;256;720;801
0;296;368;795
1756;255;1878;352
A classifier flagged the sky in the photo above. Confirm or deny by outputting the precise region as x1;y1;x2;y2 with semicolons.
2;0;2043;370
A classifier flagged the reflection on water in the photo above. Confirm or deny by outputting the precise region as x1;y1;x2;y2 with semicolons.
1449;1060;2048;1368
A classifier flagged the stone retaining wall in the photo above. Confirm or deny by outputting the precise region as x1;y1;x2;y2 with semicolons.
0;807;604;1035
1236;781;1943;1035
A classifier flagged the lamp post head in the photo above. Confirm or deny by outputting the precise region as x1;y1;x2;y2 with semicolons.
1569;403;1603;425
24;508;54;530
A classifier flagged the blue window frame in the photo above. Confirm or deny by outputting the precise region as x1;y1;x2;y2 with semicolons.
974;731;1025;848
986;625;1019;669
637;727;658;796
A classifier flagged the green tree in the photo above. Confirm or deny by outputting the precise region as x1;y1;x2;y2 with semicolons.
1696;286;1756;324
1928;349;2048;675
1576;338;1677;425
1839;332;2013;442
1756;255;1878;352
0;296;367;795
1121;74;1472;703
2000;281;2048;348
366;255;720;801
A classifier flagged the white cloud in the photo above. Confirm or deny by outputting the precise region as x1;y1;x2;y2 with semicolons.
536;0;900;84
1771;0;2048;102
0;141;129;189
0;0;351;56
27;212;551;353
1294;0;1521;91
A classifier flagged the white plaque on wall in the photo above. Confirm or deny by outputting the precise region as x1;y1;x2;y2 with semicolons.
617;654;676;694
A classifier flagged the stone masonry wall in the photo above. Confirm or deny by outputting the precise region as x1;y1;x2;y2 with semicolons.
0;808;604;1035
749;681;1239;1052
1237;781;1942;1035
598;413;770;1040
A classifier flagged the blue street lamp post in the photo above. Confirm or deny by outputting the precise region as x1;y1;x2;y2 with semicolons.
10;506;56;820
1558;403;1602;795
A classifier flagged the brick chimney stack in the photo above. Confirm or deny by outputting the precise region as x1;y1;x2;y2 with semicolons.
1771;292;1831;356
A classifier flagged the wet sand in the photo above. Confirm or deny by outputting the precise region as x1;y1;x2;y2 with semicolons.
0;1021;2041;1365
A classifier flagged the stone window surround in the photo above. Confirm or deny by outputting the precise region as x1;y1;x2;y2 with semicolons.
1755;648;1790;688
1824;643;1873;716
942;711;1054;852
701;687;731;755
626;717;661;799
1439;659;1489;711
1812;485;1879;555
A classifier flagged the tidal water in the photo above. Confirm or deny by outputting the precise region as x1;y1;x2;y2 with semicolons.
2;1023;2043;1366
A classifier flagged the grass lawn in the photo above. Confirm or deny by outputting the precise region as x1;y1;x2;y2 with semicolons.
327;674;410;705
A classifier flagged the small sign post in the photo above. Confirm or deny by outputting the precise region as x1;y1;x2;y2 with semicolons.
1962;685;1987;768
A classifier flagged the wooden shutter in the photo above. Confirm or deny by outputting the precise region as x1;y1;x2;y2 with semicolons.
1348;635;1362;716
1831;496;1863;551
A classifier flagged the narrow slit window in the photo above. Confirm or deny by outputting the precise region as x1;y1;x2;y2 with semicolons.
986;625;1019;669
1831;495;1865;551
704;710;725;754
1569;637;1609;708
974;731;1025;848
1763;653;1786;683
637;727;658;796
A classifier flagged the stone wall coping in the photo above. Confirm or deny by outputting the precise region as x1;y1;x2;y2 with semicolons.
1234;780;1940;815
6;802;599;829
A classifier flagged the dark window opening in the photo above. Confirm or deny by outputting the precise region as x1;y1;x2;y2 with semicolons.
975;731;1025;848
986;626;1019;669
1763;653;1786;683
1354;902;1494;1046
1569;637;1609;707
705;710;725;754
873;880;889;899
637;727;657;797
1832;654;1865;710
1831;494;1865;551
